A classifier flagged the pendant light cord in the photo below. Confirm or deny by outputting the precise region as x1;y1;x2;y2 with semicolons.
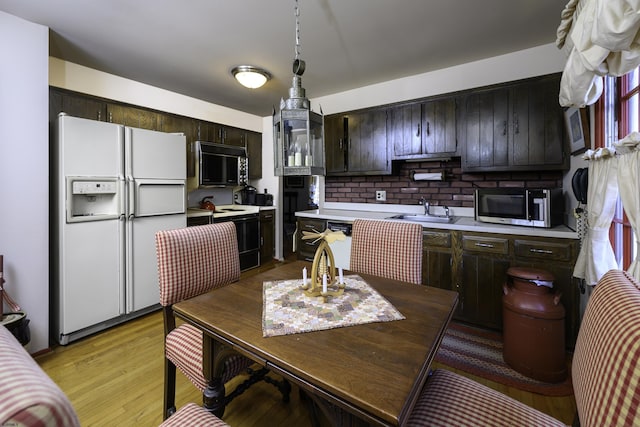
295;0;301;60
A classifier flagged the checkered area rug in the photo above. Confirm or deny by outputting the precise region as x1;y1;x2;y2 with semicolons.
262;275;405;337
435;323;574;396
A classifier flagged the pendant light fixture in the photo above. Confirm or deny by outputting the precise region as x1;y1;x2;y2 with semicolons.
273;0;325;176
232;65;271;89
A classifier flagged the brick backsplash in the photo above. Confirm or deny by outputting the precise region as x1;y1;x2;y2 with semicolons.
324;158;563;207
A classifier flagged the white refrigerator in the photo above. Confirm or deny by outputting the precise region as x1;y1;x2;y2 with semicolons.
53;114;186;345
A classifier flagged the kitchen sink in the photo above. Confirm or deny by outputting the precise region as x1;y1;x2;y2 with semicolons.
387;214;456;224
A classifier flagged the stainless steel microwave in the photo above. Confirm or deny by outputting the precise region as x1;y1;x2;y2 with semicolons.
474;188;563;228
190;141;248;187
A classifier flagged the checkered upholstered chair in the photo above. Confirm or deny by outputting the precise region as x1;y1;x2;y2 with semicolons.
159;403;229;427
407;269;640;427
350;219;423;285
156;222;289;420
0;325;80;427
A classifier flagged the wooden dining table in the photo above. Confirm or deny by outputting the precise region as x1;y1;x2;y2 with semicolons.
173;260;458;426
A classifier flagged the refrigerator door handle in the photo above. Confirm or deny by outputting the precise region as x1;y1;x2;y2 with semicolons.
127;176;136;219
119;177;126;218
119;215;127;315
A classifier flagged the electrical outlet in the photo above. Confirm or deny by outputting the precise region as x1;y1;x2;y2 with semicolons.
375;190;386;202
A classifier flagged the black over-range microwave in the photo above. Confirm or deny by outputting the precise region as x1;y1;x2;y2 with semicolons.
190;141;248;187
474;188;563;228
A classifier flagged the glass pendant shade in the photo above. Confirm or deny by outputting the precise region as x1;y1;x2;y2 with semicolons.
273;0;325;176
273;92;325;176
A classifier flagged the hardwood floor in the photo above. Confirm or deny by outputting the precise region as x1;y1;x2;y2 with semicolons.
36;260;576;426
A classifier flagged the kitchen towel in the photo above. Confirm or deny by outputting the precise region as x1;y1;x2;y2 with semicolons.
413;172;443;181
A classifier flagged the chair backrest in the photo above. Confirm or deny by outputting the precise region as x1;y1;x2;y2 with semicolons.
349;219;423;285
0;325;80;427
572;269;640;426
155;222;241;307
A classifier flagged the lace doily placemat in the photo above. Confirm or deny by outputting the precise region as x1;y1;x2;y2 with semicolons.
262;274;405;337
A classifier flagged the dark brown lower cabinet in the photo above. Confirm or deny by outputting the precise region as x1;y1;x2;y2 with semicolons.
448;231;579;349
260;210;274;264
296;218;327;261
454;232;510;330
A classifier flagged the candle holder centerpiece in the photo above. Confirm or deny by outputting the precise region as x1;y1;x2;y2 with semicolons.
300;229;346;301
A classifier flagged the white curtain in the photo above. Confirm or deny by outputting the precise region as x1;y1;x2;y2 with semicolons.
615;133;640;280
556;0;640;107
573;148;619;285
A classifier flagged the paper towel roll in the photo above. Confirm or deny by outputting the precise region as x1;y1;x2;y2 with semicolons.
413;172;443;181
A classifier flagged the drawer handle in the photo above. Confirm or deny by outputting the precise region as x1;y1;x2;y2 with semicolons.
530;248;553;254
475;242;494;248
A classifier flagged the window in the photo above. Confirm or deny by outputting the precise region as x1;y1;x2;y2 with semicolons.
598;73;637;270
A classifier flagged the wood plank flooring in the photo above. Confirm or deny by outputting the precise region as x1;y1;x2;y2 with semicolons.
35;260;576;426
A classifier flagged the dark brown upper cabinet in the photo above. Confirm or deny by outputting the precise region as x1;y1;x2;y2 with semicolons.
107;103;160;130
246;130;262;179
325;108;390;176
389;98;457;159
324;114;347;174
460;75;568;172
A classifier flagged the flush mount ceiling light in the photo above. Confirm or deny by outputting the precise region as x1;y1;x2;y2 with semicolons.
231;65;271;89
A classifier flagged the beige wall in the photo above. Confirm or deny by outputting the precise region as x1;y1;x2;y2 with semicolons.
49;58;263;132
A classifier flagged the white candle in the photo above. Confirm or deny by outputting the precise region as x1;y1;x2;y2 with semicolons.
304;154;312;166
294;152;302;166
287;154;295;166
339;268;344;284
302;267;307;285
322;274;328;293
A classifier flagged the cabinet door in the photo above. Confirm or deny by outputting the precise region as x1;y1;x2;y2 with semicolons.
260;210;274;263
422;230;452;289
347;109;389;174
246;131;262;179
388;103;422;157
456;233;510;329
459;89;509;171
513;237;579;348
107;104;159;130
57;90;107;122
195;121;222;143
510;78;566;168
325;114;347;174
422;98;457;155
223;126;245;147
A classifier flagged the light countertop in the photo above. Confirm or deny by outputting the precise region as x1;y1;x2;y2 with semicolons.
295;207;578;239
187;204;275;219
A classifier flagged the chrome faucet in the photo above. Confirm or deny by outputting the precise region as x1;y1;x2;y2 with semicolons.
419;197;430;215
443;205;450;218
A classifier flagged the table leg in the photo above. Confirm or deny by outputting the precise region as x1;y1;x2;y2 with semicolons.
202;334;226;417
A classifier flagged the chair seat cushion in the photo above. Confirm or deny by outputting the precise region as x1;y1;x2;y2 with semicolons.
407;369;567;427
159;402;229;427
166;324;254;390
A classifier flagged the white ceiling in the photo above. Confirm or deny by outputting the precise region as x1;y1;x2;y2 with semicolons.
0;0;566;116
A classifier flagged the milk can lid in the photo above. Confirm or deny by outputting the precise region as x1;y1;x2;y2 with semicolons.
506;266;555;282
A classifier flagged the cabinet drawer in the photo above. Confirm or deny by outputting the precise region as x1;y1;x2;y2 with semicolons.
187;216;210;227
423;230;451;249
298;219;326;233
514;239;573;262
462;235;509;255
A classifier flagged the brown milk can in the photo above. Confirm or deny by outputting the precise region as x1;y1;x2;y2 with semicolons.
502;267;567;383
